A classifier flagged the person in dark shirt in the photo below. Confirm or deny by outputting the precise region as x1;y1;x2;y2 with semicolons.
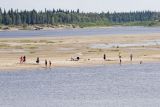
103;54;106;61
49;61;52;68
23;56;26;63
45;60;47;68
36;57;39;64
130;54;133;62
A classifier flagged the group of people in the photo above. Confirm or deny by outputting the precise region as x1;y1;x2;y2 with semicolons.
19;56;26;63
45;59;52;68
71;57;80;61
19;56;52;68
103;53;142;65
19;53;142;68
36;57;52;68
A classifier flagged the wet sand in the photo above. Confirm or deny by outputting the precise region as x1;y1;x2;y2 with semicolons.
0;33;160;70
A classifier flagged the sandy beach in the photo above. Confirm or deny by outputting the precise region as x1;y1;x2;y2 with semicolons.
0;33;160;70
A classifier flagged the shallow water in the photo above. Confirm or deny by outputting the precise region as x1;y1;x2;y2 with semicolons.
0;63;160;107
89;40;160;49
1;26;160;38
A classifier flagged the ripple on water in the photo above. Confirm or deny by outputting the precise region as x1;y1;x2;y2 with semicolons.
0;63;160;107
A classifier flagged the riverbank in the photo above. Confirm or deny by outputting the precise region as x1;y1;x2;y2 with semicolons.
0;24;77;31
1;20;160;32
0;33;160;70
0;23;156;32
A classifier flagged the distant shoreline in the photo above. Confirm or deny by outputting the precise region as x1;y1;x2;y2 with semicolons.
0;25;111;32
0;24;159;32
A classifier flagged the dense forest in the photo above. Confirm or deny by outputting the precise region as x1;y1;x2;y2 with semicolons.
0;8;160;27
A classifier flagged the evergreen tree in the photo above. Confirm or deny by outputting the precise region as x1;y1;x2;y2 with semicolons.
0;8;160;26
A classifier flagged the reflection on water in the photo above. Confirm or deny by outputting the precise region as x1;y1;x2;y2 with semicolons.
0;63;160;107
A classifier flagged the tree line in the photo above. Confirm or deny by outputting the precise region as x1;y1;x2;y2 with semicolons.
0;8;160;25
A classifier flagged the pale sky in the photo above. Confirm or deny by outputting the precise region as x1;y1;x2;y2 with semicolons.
0;0;159;12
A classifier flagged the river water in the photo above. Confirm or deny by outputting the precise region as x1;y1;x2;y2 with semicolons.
0;26;160;38
0;27;160;106
0;63;160;107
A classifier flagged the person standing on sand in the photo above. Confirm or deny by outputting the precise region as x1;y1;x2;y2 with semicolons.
36;57;40;64
119;53;122;65
103;54;106;61
23;56;26;63
49;61;52;68
20;56;23;63
45;60;47;68
120;58;122;65
130;54;133;62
